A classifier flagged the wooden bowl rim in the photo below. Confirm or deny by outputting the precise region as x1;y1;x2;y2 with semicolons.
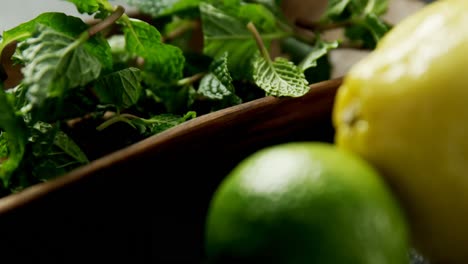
0;77;343;214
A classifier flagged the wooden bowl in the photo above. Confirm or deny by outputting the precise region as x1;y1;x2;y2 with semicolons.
0;77;342;263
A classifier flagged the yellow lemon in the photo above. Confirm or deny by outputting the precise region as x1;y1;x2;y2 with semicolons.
333;0;468;262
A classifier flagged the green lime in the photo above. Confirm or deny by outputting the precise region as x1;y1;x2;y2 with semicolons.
204;142;409;264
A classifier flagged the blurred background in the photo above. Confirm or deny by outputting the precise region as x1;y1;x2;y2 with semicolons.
0;0;432;33
0;0;430;77
0;0;134;32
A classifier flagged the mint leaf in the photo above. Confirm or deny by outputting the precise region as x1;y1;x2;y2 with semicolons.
0;83;27;187
123;18;160;48
9;83;100;122
65;0;113;15
321;0;390;49
0;12;112;69
123;18;185;83
299;40;339;71
198;52;241;105
200;2;288;79
18;25;102;120
253;55;309;97
52;128;89;164
131;111;196;136
108;35;132;67
84;36;113;71
238;4;278;33
205;0;241;13
0;13;78;53
0;134;7;159
324;0;388;20
360;13;390;42
60;88;101;120
0;132;24;188
94;67;142;109
345;13;390;49
279;37;332;83
66;0;99;14
243;0;283;15
123;0;201;18
150;84;197;113
0;84;25;145
324;0;351;19
28;122;88;182
351;0;388;16
5;84;27;112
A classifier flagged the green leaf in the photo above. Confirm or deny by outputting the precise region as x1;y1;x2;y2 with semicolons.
53;129;89;164
18;25;102;121
253;55;309;97
321;0;390;49
198;53;241;104
9;84;100;123
0;13;76;53
0;134;7;159
324;0;351;19
6;84;28;111
0;83;27;187
282;38;336;83
28;122;88;181
0;85;25;137
123;18;185;83
281;37;314;64
205;0;241;13
360;13;390;42
66;0;99;14
304;55;332;84
200;2;288;79
123;0;201;18
131;111;196;136
123;18;161;45
65;0;113;15
108;35;132;68
323;0;388;20
238;4;278;33
243;0;283;16
345;13;390;49
59;87;101;120
0;12;112;69
94;67;143;109
299;40;339;71
183;52;213;76
150;84;196;113
350;0;388;16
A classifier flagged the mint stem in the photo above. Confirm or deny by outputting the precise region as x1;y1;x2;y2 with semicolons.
88;5;126;38
177;72;206;86
96;113;137;131
163;20;199;43
247;22;271;61
296;19;354;32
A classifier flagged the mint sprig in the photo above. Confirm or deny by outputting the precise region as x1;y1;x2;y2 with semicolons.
0;0;391;194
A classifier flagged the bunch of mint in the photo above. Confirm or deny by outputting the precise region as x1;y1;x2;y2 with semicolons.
0;0;389;196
